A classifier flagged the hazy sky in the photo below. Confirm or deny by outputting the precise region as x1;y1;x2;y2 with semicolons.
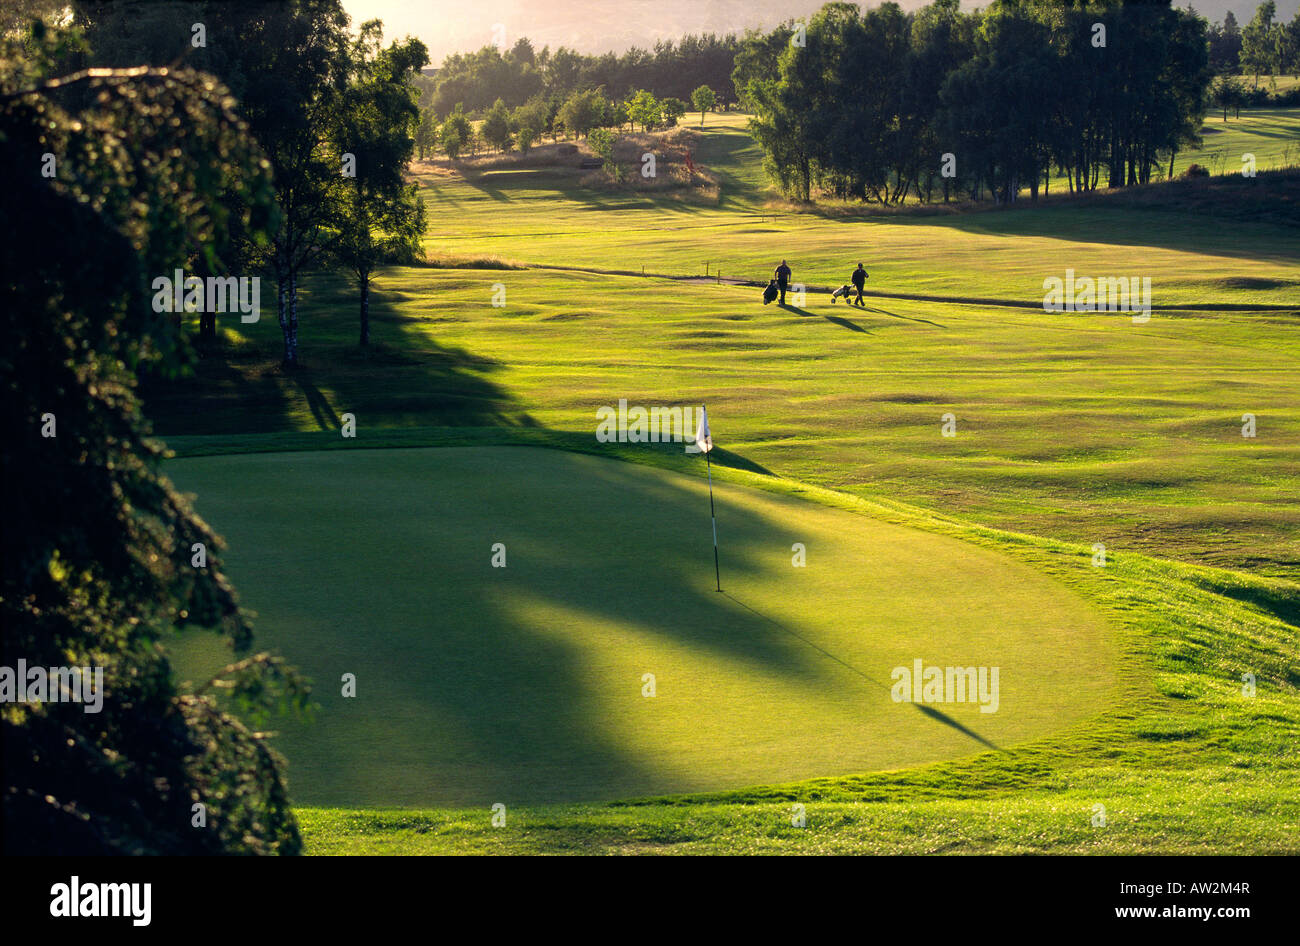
343;0;1300;66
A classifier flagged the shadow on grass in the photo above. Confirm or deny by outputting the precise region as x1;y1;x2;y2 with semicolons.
822;313;871;333
140;281;535;437
171;445;1002;807
722;591;1000;751
861;304;947;328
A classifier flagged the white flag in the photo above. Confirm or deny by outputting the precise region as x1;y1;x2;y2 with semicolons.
695;405;713;453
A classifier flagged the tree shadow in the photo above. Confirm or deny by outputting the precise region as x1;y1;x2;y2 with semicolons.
171;445;1005;808
140;277;535;436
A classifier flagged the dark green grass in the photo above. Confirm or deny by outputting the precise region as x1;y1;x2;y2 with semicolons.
167;445;1117;806
280;439;1299;854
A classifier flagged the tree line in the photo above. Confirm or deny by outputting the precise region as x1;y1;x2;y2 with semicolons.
3;6;323;854
1208;1;1300;81
415;84;719;160
743;0;1215;205
421;33;740;119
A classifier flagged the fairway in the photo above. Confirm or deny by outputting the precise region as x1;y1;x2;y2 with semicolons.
170;446;1118;807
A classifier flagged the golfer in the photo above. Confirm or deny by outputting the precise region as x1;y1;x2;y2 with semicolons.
774;260;792;305
851;262;868;307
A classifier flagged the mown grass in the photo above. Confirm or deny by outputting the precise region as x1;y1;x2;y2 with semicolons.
167;445;1119;806
287;445;1298;853
146;106;1300;854
147;262;1300;579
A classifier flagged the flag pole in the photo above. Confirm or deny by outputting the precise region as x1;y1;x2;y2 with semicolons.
703;406;721;592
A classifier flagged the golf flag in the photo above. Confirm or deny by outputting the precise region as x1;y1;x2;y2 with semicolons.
695;406;713;453
699;405;720;592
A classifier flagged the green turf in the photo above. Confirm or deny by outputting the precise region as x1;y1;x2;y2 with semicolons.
145;105;1300;854
281;450;1299;854
1189;107;1300;176
146;260;1300;580
167;445;1117;806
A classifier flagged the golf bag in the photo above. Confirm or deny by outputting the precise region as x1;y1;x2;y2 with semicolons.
763;282;778;305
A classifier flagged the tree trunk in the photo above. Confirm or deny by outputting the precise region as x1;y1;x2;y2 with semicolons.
285;271;299;367
359;271;370;346
276;274;290;365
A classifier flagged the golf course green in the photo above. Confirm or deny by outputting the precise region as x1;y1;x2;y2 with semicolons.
169;445;1117;806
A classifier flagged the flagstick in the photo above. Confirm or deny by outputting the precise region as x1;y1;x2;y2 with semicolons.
704;415;721;593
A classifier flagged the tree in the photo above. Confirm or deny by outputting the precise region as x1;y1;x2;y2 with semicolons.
627;89;660;131
73;0;357;366
557;87;602;137
415;106;437;159
512;99;547;152
332;21;429;346
508;37;535;66
1241;1;1278;85
748;67;816;201
732;23;795;110
481;97;514;152
660;96;687;127
588;126;624;181
1208;11;1243;73
440;104;471;158
223;0;355;368
607;98;629;132
1211;73;1244;120
1282;11;1300;77
2;22;307;855
691;84;715;126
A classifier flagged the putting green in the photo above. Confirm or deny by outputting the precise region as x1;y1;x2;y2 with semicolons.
169;446;1118;807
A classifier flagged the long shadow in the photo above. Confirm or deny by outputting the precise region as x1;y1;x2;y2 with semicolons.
294;375;339;430
721;591;1001;752
783;171;1300;265
917;175;1300;265
140;273;536;437
822;313;871;334
777;302;883;333
860;304;947;329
